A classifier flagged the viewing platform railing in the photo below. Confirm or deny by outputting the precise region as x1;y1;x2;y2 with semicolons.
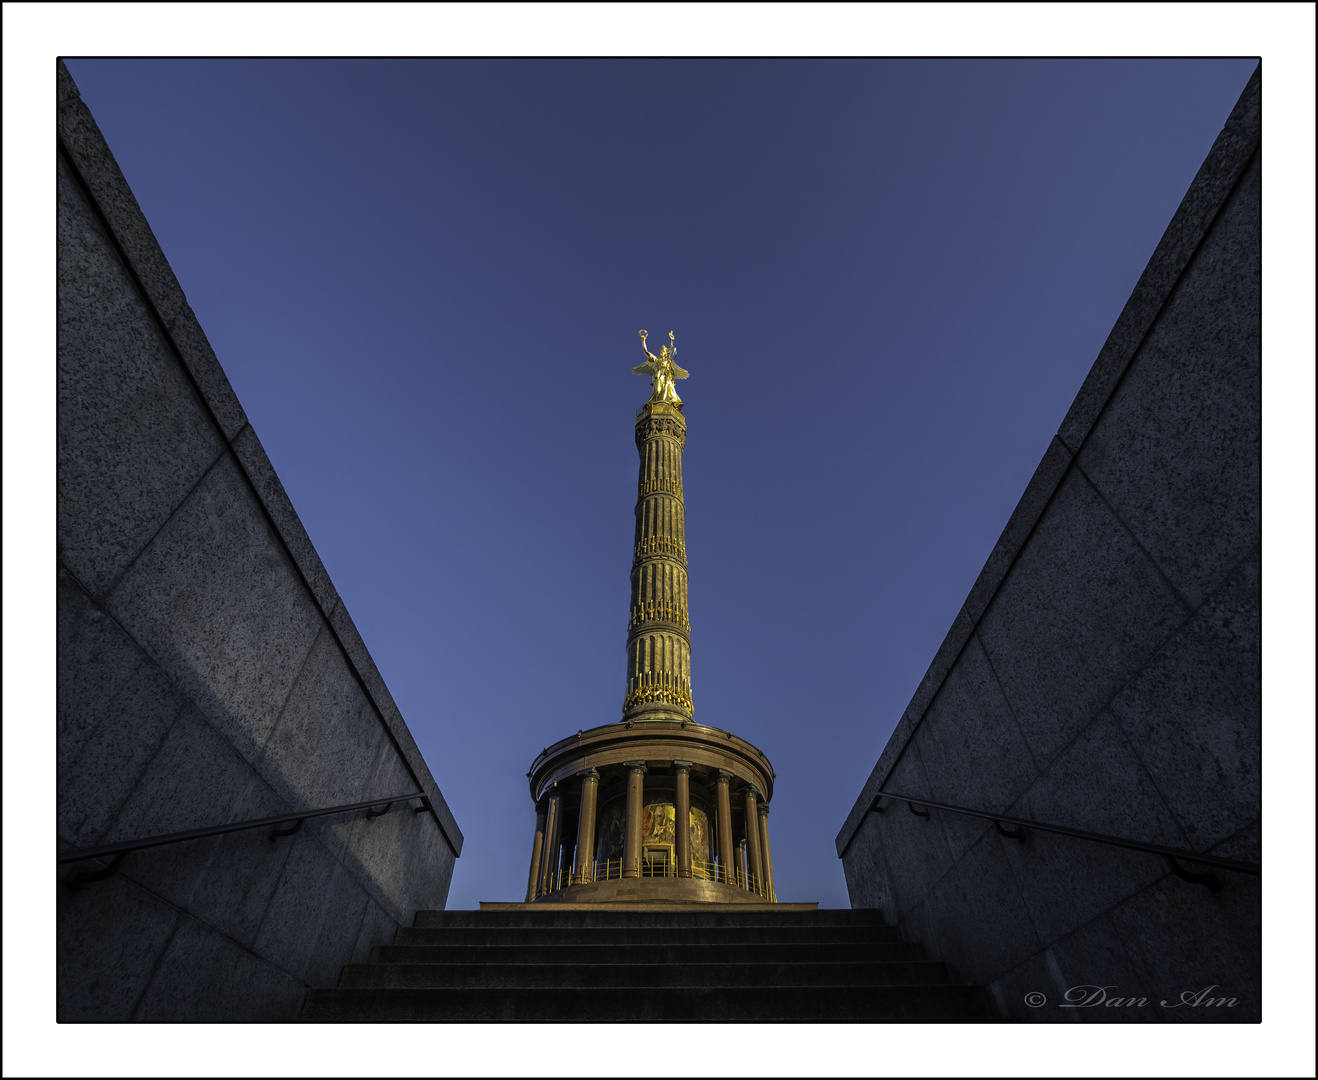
542;856;773;900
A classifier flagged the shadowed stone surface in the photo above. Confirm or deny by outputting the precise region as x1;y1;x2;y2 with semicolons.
56;873;181;1022
57;61;461;1022
1076;154;1260;610
976;468;1188;769
132;917;306;1022
1110;550;1260;851
838;68;1259;1022
57;153;225;597
104;454;325;757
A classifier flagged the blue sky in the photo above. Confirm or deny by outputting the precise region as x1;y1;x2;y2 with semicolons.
64;57;1259;910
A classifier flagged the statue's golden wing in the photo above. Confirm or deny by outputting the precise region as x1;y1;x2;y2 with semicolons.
670;361;690;379
632;361;659;376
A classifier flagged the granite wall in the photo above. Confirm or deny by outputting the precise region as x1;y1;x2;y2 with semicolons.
56;61;463;1022
836;68;1260;1022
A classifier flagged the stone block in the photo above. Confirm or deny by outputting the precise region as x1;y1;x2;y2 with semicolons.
132;916;306;1022
1057;72;1259;454
327;602;463;858
57;567;184;848
340;799;437;919
1102;873;1260;1022
1000;711;1180;943
976;468;1188;768
1111;550;1259;852
259;626;390;813
1033;925;1155;1023
57;94;189;333
104;453;324;758
57;152;225;597
1077;156;1259;610
835;707;916;857
252;836;366;987
864;746;954;918
402;812;460;913
989;950;1081;1022
964;437;1075;626
911;634;1040;860
57;59;79;103
303;867;374;990
905;605;977;725
351;899;401;968
56;872;180;1021
101;711;300;949
909;830;1042;985
840;813;896;921
231;424;337;611
166;306;249;441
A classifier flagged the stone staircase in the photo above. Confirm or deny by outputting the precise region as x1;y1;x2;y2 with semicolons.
301;907;994;1021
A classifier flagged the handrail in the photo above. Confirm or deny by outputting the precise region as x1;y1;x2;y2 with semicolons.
871;790;1259;892
59;792;429;885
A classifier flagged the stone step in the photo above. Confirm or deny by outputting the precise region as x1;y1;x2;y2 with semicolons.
302;983;992;1021
338;959;953;989
414;909;886;929
393;925;902;947
372;940;929;966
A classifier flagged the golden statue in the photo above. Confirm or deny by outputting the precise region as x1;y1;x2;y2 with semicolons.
634;330;689;405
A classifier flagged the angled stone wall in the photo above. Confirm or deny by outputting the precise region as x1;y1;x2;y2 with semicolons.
56;61;463;1021
836;68;1260;1022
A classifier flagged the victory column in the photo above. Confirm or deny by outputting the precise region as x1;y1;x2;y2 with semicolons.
520;332;780;904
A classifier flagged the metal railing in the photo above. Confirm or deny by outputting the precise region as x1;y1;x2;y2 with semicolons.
59;792;430;886
871;791;1260;892
542;856;773;900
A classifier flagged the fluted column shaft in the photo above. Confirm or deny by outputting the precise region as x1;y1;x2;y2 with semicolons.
623;404;693;722
743;786;764;896
622;761;647;878
673;761;692;878
525;801;547;903
716;770;735;885
574;769;600;883
758;803;775;902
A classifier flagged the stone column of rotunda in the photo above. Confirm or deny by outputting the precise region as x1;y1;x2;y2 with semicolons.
758;802;776;900
744;785;765;896
537;784;562;897
525;798;548;902
573;769;600;884
623;402;693;724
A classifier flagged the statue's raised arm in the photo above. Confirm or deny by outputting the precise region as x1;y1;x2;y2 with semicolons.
638;329;659;364
632;328;686;406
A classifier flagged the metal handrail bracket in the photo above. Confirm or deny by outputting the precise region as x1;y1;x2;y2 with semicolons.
870;790;1258;888
60;792;428;886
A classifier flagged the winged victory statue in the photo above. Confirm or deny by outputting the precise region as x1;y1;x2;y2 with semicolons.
633;330;689;405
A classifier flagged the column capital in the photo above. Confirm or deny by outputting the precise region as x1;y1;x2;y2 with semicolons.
624;760;648;775
743;784;762;801
577;768;600;783
757;801;770;817
716;769;734;785
672;760;693;775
